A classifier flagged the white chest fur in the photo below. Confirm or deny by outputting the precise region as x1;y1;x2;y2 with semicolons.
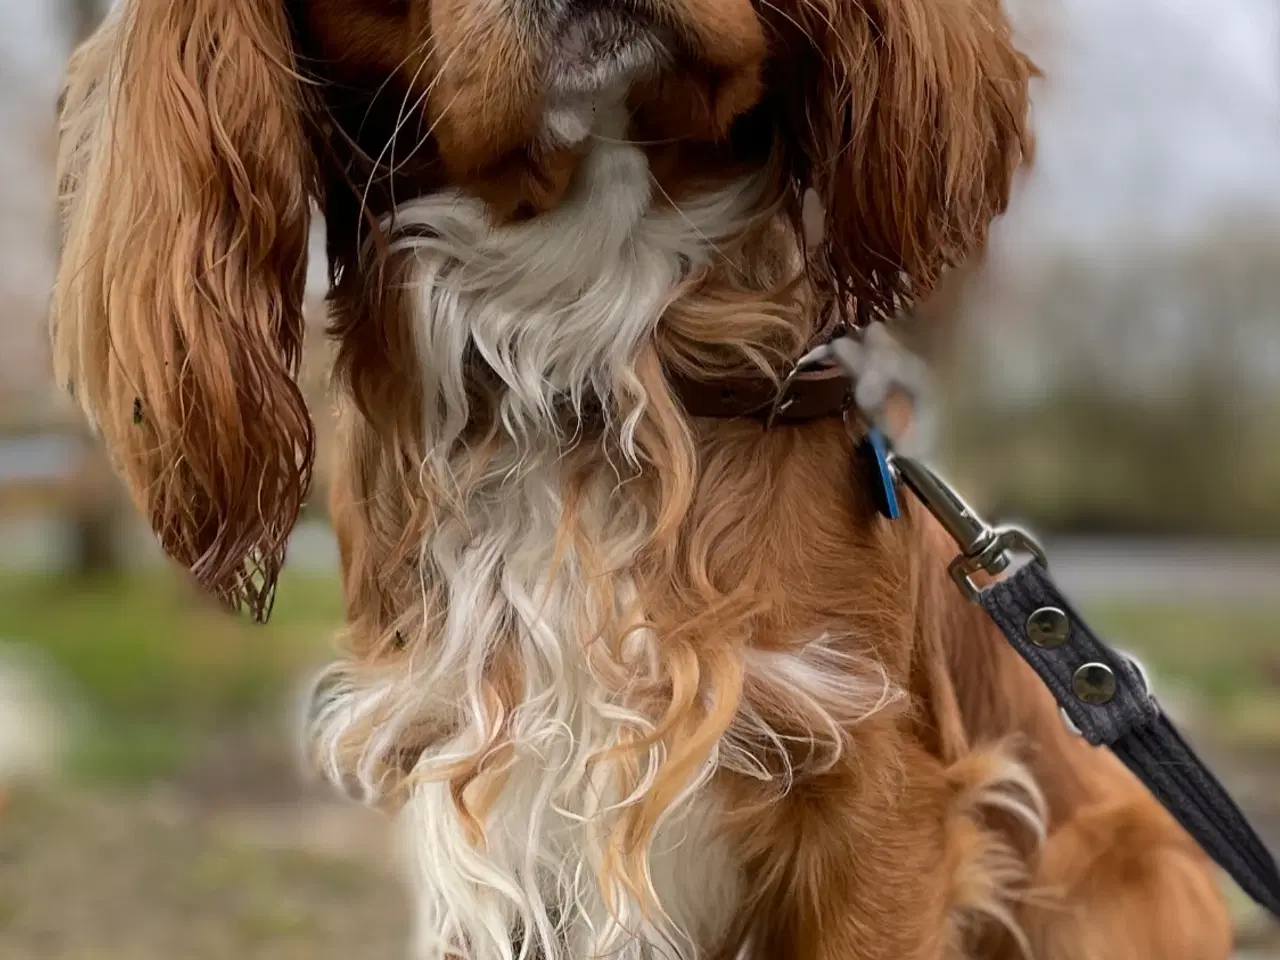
304;94;915;959
314;108;763;960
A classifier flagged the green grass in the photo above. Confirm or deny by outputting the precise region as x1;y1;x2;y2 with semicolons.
1087;602;1280;745
2;568;1277;784
0;569;343;782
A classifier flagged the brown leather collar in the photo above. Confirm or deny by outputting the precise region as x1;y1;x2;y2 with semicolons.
668;363;852;425
668;312;855;425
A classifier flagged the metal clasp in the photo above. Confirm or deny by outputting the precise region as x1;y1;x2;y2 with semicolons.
765;342;836;430
889;454;1047;601
772;325;1042;602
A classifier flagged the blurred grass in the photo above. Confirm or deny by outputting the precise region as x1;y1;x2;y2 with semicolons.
1;567;1277;786
1089;603;1280;746
0;570;343;783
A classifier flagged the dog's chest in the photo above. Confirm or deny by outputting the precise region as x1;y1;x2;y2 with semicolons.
390;459;745;959
384;107;763;958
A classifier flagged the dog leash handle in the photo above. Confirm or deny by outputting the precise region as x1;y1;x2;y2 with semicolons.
981;561;1280;917
895;453;1280;918
814;325;1280;914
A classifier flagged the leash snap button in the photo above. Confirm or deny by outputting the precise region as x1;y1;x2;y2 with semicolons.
1072;662;1117;705
1026;606;1070;648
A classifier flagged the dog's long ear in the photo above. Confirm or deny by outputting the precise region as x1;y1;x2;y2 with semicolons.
769;0;1034;320
52;1;316;620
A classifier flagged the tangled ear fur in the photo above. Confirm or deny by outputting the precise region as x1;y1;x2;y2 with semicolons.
52;0;317;619
768;0;1034;319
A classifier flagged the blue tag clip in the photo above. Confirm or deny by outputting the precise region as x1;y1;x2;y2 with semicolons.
862;427;900;520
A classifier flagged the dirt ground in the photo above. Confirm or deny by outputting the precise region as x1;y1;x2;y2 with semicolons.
4;778;1280;960
1;786;412;960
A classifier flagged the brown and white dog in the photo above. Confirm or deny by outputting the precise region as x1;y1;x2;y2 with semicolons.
52;1;1231;957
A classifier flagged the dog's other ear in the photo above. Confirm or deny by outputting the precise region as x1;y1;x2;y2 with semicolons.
52;0;316;620
770;0;1034;320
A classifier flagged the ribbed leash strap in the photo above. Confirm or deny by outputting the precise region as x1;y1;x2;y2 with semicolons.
980;562;1280;916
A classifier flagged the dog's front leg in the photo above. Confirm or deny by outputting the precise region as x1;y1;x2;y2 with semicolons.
724;728;1022;960
912;516;1235;960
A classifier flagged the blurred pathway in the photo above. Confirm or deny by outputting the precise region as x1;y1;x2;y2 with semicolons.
1046;539;1280;604
6;515;1278;604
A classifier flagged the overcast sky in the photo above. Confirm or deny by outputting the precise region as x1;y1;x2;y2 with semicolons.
1000;0;1280;255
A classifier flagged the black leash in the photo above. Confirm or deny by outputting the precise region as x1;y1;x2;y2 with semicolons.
891;434;1280;920
769;328;1280;918
980;558;1280;917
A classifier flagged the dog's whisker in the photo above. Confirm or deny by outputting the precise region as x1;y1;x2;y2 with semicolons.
361;42;458;223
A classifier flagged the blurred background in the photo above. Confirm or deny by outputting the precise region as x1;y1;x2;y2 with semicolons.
1;0;1278;957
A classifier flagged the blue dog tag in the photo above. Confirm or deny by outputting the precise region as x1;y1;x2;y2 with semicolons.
860;427;900;520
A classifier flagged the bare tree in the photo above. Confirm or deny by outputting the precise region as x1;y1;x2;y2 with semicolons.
944;218;1280;538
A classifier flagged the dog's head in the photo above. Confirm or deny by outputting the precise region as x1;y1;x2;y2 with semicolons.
51;0;1032;616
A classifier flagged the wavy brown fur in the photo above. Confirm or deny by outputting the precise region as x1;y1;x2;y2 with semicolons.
52;0;316;619
51;1;1231;957
766;0;1035;321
